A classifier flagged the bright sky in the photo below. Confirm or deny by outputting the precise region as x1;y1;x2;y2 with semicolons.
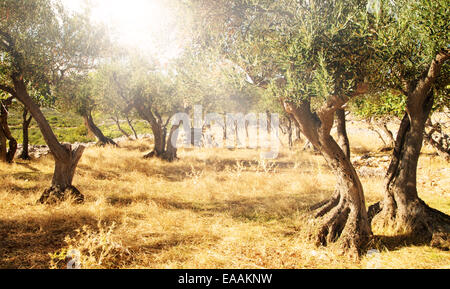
61;0;182;64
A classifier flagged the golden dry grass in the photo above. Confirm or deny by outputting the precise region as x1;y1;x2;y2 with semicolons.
0;130;449;269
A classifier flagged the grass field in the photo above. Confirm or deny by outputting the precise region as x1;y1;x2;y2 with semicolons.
0;126;449;269
7;106;149;145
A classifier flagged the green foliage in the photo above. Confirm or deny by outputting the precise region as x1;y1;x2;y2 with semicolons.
363;0;449;115
351;90;407;118
191;0;373;113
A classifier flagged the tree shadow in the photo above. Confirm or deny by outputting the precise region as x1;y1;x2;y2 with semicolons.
372;234;433;252
149;193;323;222
0;214;98;269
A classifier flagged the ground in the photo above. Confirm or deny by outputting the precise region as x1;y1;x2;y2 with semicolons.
0;121;449;269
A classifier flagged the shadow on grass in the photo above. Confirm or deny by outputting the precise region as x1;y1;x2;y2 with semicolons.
0;214;99;269
149;193;325;222
372;234;433;252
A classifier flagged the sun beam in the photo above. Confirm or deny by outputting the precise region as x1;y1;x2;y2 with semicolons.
62;0;181;63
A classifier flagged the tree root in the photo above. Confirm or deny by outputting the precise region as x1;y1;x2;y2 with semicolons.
369;198;450;250
38;185;84;205
312;196;371;257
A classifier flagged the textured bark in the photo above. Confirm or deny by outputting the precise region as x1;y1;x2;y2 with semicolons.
285;98;371;257
369;97;450;249
368;49;450;249
12;75;85;204
0;97;17;163
19;107;33;160
83;111;117;146
336;109;350;159
38;144;85;204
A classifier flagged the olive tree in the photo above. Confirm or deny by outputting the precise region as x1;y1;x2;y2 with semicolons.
365;0;450;247
0;0;108;203
190;0;374;256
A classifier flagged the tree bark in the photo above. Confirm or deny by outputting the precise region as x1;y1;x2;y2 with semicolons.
19;107;33;160
336;109;350;159
0;97;17;163
11;75;85;204
368;93;450;249
368;49;450;250
285;99;371;257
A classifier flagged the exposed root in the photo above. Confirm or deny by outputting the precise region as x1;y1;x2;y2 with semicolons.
310;191;340;218
312;196;370;257
370;198;450;250
38;185;84;205
143;150;157;159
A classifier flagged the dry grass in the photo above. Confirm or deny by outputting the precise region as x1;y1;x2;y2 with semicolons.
0;129;449;269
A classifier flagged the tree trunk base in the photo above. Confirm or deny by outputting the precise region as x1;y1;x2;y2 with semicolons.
38;185;84;205
19;152;31;160
95;138;118;147
311;194;371;257
143;150;178;162
368;198;450;250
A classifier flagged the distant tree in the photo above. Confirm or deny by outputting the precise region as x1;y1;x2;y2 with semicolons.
57;75;117;146
98;56;184;161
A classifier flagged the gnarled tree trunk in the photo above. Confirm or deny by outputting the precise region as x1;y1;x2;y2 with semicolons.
285;97;371;257
83;111;117;146
19;107;33;160
368;93;450;249
368;50;450;250
12;75;85;204
134;103;178;162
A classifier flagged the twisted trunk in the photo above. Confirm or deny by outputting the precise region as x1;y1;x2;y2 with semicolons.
19;107;33;160
83;111;117;146
368;50;450;250
285;99;371;257
12;75;85;204
368;92;450;249
136;104;178;162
